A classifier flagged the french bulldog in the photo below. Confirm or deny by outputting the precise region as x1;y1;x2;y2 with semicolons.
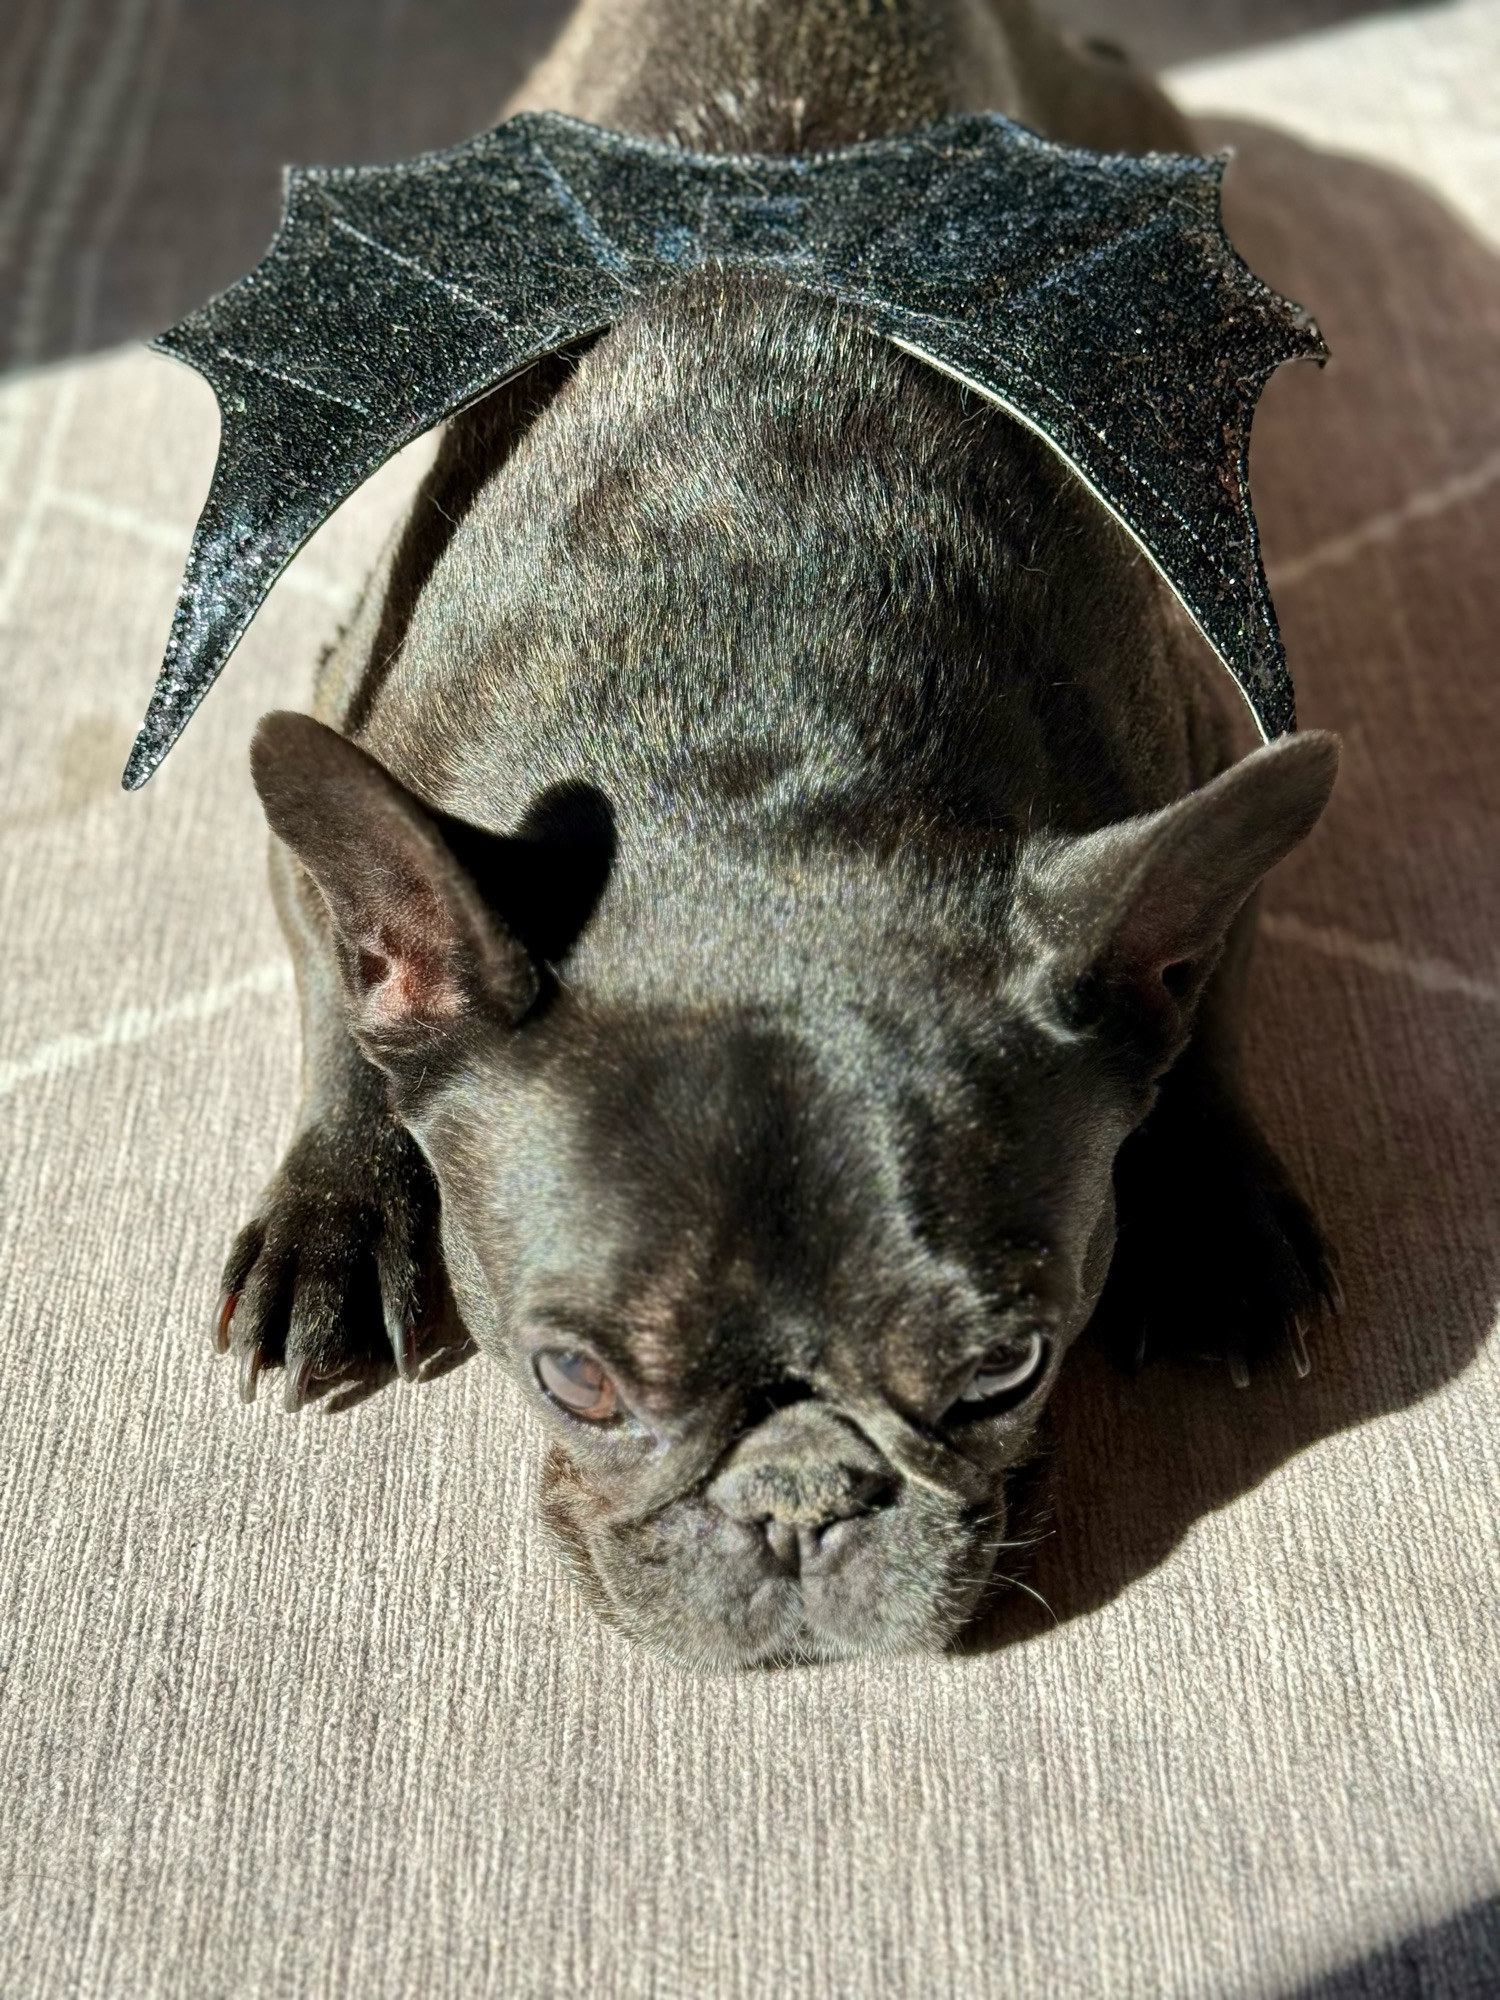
220;0;1339;1667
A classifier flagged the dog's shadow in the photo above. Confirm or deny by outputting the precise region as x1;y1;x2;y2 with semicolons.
974;120;1500;1648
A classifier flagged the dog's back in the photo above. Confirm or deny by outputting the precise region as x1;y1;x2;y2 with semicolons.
325;0;1212;844
513;0;1189;155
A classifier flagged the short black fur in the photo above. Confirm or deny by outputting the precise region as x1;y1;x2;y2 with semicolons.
217;0;1340;1667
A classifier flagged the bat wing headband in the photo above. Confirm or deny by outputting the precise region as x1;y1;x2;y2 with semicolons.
126;109;1324;789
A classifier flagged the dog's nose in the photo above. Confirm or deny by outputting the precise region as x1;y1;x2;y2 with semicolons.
711;1456;896;1574
711;1452;894;1526
757;1492;894;1575
708;1400;899;1571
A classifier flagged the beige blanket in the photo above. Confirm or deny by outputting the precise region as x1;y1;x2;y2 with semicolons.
2;5;1497;1994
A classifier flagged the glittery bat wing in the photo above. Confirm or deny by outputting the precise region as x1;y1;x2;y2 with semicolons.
127;110;1323;788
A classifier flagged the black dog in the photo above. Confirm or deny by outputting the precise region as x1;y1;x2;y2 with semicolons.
222;0;1338;1667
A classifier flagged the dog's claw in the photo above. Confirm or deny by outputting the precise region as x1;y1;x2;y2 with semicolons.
218;1117;448;1410
214;1292;238;1354
1288;1316;1312;1379
284;1355;318;1412
395;1317;421;1382
1227;1353;1251;1390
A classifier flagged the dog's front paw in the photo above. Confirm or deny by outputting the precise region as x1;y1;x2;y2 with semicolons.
215;1116;459;1409
1092;1086;1339;1384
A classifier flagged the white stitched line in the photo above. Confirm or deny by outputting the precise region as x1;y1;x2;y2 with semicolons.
0;960;294;1102
532;149;631;274
0;374;81;626
328;214;510;324
1262;911;1500;1007
39;486;353;607
1266;445;1500;592
213;347;373;415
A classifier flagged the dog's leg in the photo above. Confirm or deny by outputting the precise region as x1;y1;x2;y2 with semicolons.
1092;898;1338;1382
216;840;451;1407
212;365;589;1406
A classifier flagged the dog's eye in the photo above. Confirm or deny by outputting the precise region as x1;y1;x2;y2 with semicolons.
535;1349;619;1422
955;1332;1048;1413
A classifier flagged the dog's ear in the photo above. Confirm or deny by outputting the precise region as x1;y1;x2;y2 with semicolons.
1020;732;1339;1067
251;711;537;1061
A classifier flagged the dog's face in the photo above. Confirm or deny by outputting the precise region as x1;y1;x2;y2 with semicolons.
252;713;1337;1665
411;976;1126;1666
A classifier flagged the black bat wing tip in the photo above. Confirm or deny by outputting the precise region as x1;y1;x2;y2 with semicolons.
121;733;160;791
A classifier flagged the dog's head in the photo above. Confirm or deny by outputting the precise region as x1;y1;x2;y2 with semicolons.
253;712;1336;1665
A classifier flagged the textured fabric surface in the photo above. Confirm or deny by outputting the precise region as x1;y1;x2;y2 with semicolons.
1172;0;1500;241
2;8;1499;1998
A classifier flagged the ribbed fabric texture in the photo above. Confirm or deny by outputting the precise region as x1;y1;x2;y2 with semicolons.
2;6;1498;1995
